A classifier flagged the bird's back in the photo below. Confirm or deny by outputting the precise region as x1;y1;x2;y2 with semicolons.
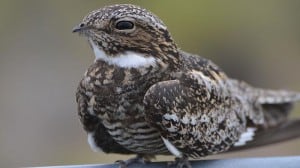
180;50;300;129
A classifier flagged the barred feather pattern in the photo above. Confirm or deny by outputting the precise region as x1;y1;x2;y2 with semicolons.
76;59;172;154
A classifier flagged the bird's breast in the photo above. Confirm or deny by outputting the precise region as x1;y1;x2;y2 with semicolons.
82;64;162;130
80;60;173;153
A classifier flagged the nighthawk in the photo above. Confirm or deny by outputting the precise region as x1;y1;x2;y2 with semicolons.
73;4;300;168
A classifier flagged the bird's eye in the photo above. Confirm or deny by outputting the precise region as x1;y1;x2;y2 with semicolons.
79;23;85;28
115;21;134;30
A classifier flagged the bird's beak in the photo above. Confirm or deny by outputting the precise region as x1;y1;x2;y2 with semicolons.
72;25;82;33
72;23;89;33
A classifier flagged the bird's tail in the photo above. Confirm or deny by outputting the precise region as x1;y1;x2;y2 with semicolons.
255;89;300;128
228;82;300;152
229;119;300;152
231;80;300;127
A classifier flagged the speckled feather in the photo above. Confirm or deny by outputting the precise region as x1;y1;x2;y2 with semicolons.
74;4;300;161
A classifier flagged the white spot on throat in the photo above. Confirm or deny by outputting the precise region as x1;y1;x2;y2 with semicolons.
87;132;102;152
90;39;157;68
234;127;256;147
162;137;182;157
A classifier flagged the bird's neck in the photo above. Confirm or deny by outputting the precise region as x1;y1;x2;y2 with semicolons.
90;40;161;69
89;39;182;71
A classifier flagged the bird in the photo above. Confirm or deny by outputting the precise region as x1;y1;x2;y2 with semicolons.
73;4;300;168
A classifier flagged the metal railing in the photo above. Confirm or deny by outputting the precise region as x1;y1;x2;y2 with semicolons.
32;156;300;168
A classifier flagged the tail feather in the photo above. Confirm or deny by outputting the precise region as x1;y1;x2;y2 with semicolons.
256;89;300;128
229;120;300;152
256;89;300;104
262;103;294;127
229;80;300;152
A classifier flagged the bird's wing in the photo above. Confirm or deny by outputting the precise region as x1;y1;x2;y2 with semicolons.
143;70;245;158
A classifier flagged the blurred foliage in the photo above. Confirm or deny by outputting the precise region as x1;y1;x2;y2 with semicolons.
0;0;300;168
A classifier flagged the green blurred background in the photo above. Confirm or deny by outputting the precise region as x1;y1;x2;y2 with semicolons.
1;0;300;167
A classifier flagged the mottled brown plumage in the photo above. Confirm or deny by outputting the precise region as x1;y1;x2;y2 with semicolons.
73;4;300;167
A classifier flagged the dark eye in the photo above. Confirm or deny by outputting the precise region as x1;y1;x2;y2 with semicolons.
115;21;134;30
79;23;85;28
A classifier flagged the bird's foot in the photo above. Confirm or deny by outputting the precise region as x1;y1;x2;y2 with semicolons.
168;155;191;168
116;154;153;168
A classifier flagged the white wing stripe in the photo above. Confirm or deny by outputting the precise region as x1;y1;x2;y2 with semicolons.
234;127;256;147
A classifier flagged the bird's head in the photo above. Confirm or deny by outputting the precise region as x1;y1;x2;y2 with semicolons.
73;4;179;68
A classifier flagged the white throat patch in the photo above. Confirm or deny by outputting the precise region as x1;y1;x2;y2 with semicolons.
90;40;156;68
